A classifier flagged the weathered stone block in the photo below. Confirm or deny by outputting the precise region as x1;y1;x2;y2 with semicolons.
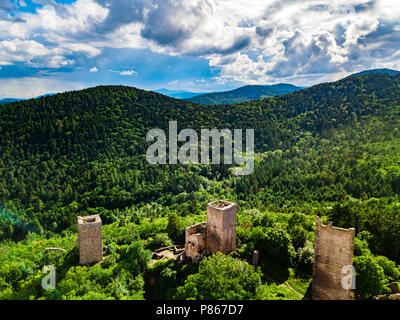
185;222;206;260
312;217;355;300
206;200;237;254
77;214;103;264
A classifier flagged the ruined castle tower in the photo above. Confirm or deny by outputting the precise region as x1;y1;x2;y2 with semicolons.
206;200;237;254
312;217;355;300
185;222;207;260
77;214;103;264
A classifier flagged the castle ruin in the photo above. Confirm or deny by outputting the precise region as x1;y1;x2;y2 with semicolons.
74;205;357;300
185;222;207;260
185;200;237;260
312;217;355;300
77;214;103;264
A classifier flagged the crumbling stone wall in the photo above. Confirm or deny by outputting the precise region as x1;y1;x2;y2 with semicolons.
77;214;103;264
312;217;355;300
184;200;237;260
185;222;207;260
206;200;237;255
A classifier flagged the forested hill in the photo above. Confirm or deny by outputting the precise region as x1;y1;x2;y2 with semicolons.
185;83;302;105
1;73;400;300
0;73;400;242
1;73;399;158
349;68;400;77
0;98;20;105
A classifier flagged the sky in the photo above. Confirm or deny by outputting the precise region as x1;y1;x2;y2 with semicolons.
0;0;399;98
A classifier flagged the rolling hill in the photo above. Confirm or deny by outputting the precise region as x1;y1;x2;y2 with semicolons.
0;93;58;105
1;73;400;300
185;83;303;104
0;98;20;105
349;68;400;77
1;73;400;234
153;88;207;99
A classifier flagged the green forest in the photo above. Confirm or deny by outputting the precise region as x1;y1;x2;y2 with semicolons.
0;73;400;300
185;83;302;105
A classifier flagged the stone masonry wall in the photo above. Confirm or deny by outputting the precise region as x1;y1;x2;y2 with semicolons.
312;217;355;300
77;214;103;264
206;200;237;254
185;222;207;260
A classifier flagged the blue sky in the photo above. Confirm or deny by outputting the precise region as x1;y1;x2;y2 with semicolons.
0;0;399;98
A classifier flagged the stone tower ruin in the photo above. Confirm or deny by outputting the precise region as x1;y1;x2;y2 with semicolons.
185;222;207;260
312;217;355;300
184;200;237;260
206;200;237;254
77;214;103;264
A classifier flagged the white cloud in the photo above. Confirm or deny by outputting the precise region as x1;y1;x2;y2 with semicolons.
0;76;85;99
60;43;102;58
109;68;137;76
119;70;136;76
90;67;98;72
0;0;107;69
85;0;400;85
0;38;79;69
1;0;400;86
0;39;49;64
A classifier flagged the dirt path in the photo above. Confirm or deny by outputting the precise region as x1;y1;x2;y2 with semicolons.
264;275;305;299
283;281;306;299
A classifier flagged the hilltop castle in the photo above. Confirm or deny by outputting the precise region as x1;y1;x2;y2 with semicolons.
77;201;356;300
185;200;237;260
312;218;355;300
77;214;103;265
183;201;356;300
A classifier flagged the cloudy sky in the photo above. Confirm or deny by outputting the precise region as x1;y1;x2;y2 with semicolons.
0;0;399;98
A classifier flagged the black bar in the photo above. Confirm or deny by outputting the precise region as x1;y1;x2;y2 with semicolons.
1;300;398;319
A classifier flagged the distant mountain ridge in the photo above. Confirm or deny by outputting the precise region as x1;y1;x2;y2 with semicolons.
2;69;399;106
2;72;400;300
0;98;20;105
185;83;304;105
0;93;58;105
349;68;400;77
154;88;207;99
